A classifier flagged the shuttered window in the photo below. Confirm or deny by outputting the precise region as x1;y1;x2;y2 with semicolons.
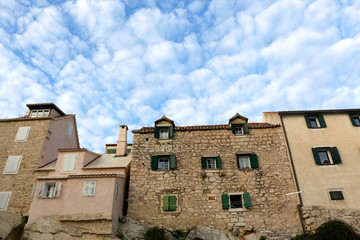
14;127;30;141
62;154;77;172
231;123;249;135
0;193;10;209
151;155;177;170
312;147;341;165
36;182;62;198
349;114;360;127
162;195;177;211
154;126;174;139
4;156;22;174
201;156;221;169
222;192;251;210
237;154;259;169
305;115;326;128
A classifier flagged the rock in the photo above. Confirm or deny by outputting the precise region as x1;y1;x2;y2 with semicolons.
0;211;23;239
117;220;147;239
26;232;54;240
25;217;62;234
244;233;259;240
186;226;235;240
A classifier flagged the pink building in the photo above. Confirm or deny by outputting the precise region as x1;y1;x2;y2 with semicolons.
27;125;131;237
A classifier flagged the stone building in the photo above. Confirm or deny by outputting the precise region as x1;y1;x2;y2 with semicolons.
128;114;302;239
25;125;131;239
0;103;79;239
264;109;360;232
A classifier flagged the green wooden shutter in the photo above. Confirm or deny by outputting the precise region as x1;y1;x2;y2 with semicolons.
231;123;236;134
330;147;342;164
304;116;312;128
216;156;221;169
250;154;259;169
236;155;240;169
201;157;207;169
349;114;357;126
170;155;177;169
243;192;251;208
318;115;327;128
243;123;249;134
312;148;321;165
154;126;159;138
163;196;169;211
169;196;177;211
151;156;158;170
221;194;229;209
169;125;174;138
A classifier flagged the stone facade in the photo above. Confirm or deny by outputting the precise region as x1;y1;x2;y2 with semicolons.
128;116;302;239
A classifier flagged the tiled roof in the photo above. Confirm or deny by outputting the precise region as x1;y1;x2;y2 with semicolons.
67;174;121;178
278;108;360;115
133;123;279;133
0;114;74;122
58;148;87;152
84;154;131;168
228;113;248;123
154;115;175;125
26;102;66;115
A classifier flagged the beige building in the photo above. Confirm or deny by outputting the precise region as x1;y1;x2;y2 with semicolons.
0;103;79;217
128;114;302;239
26;125;131;238
264;109;360;231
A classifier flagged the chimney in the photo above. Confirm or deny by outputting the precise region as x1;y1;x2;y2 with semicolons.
116;125;128;156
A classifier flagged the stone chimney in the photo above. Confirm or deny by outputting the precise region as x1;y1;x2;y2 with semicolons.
116;125;128;156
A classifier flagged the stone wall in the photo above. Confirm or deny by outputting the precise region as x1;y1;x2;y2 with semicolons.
128;126;302;239
0;119;50;215
302;205;360;232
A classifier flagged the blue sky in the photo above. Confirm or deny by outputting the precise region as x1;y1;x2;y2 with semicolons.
1;0;360;152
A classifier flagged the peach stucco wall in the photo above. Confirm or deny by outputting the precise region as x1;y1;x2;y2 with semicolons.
39;116;79;167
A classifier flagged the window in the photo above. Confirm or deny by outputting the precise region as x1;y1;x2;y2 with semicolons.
0;193;10;210
154;126;174;139
237;154;258;169
349;114;360;127
329;191;344;200
83;181;96;197
30;109;50;117
62;154;77;172
3;156;22;174
201;156;221;169
312;147;341;165
162;195;177;211
107;148;116;154
114;183;119;199
222;192;251;210
67;124;73;137
231;123;249;135
151;155;176;170
14;127;30;142
36;182;61;198
305;115;326;128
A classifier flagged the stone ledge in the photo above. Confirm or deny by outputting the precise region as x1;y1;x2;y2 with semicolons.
59;214;112;222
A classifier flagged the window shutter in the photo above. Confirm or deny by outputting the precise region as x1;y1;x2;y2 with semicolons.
154;126;159;138
162;195;169;211
216;156;221;169
55;183;61;197
330;147;341;164
0;193;10;209
236;155;240;169
5;156;21;173
169;155;177;169
349;114;357;126
36;183;44;198
250;154;259;169
304;116;312;128
243;192;251;208
169;125;174;138
231;124;236;134
318;115;326;128
201;157;207;169
312;148;321;165
169;196;177;211
243;123;249;134
15;127;30;141
222;194;229;209
151;156;158;170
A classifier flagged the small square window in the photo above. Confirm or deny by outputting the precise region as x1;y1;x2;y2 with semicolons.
83;181;97;197
238;156;251;169
318;150;331;165
158;156;169;170
206;158;216;169
231;123;248;135
309;116;318;128
159;128;169;139
305;115;326;128
234;127;243;135
37;182;61;198
237;154;258;169
222;192;251;210
329;191;344;200
230;194;243;208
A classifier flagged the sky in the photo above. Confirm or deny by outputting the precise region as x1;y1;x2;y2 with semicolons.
1;0;360;152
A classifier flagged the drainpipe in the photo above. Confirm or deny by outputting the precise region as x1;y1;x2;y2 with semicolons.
280;114;306;234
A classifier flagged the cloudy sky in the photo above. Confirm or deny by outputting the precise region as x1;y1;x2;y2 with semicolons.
1;0;360;152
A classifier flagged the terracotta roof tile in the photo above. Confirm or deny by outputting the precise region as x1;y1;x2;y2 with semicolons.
132;122;279;133
67;173;121;178
0;114;74;122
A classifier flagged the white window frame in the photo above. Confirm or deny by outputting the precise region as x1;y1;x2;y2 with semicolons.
238;155;251;169
206;158;217;169
30;109;50;117
36;182;61;198
14;127;30;142
62;154;77;172
159;128;169;139
158;156;169;170
234;126;243;135
228;192;245;211
3;155;22;174
83;181;97;197
0;192;11;210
